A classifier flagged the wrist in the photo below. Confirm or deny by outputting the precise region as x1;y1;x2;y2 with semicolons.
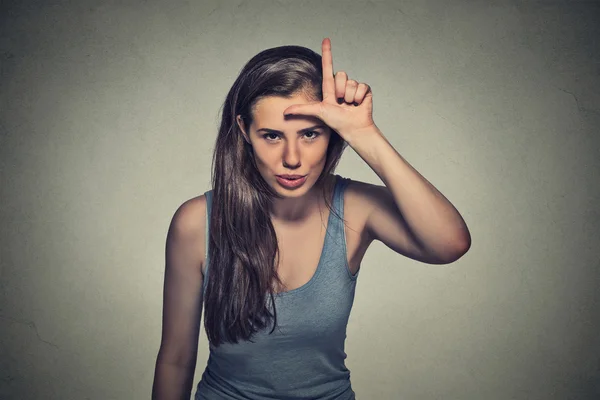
343;124;383;147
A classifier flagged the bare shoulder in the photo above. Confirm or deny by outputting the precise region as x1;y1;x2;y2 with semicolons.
340;177;384;240
168;194;207;274
343;177;383;201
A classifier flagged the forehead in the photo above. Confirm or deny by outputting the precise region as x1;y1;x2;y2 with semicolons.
250;94;323;129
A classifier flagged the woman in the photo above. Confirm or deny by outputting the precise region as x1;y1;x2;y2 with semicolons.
152;38;471;400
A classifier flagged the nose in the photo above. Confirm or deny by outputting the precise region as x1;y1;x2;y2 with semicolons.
282;141;301;169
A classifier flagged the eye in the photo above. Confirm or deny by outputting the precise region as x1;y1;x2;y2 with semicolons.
304;131;320;140
261;131;321;142
262;133;280;141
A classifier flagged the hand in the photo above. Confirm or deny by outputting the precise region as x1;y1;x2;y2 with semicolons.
283;38;376;142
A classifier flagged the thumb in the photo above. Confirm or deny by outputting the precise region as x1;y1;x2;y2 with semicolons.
283;102;324;118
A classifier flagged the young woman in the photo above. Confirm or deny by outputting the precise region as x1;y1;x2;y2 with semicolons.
152;38;471;400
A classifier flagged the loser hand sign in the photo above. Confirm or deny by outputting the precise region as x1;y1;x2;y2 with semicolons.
283;38;376;142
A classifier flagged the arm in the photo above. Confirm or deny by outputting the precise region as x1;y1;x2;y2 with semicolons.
152;196;206;400
282;38;470;265
348;127;471;264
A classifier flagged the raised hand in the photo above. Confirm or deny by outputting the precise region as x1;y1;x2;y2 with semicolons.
283;38;376;142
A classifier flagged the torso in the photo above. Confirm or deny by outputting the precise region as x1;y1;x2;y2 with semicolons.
200;175;372;293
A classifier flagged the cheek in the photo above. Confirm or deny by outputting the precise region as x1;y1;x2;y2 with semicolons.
315;140;330;162
251;144;277;168
316;152;328;168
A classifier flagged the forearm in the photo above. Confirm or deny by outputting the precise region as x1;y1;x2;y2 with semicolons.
152;361;196;400
346;126;470;254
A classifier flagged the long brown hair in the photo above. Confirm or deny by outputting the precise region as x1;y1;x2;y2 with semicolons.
204;45;348;346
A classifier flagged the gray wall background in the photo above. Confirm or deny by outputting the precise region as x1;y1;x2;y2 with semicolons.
1;0;599;399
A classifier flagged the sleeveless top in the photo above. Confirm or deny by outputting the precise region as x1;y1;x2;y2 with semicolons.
195;174;360;400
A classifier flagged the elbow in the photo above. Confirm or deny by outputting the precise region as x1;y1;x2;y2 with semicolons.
430;233;471;265
442;233;471;264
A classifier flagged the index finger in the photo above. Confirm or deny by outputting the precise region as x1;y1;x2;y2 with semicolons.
321;38;335;101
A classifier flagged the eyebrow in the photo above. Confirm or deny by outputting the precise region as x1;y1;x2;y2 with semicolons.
255;124;327;134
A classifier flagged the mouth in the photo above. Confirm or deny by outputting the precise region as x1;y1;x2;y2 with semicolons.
275;174;308;188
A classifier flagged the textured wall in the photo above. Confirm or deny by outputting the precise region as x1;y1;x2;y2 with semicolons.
1;0;599;399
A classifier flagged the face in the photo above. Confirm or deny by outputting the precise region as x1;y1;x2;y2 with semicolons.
237;93;332;197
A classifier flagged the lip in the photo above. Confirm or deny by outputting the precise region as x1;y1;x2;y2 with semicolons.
277;174;305;179
275;175;307;189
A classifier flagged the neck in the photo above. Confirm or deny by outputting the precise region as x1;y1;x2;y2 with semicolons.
270;174;335;224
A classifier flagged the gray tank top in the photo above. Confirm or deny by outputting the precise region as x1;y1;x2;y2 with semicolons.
195;174;359;400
